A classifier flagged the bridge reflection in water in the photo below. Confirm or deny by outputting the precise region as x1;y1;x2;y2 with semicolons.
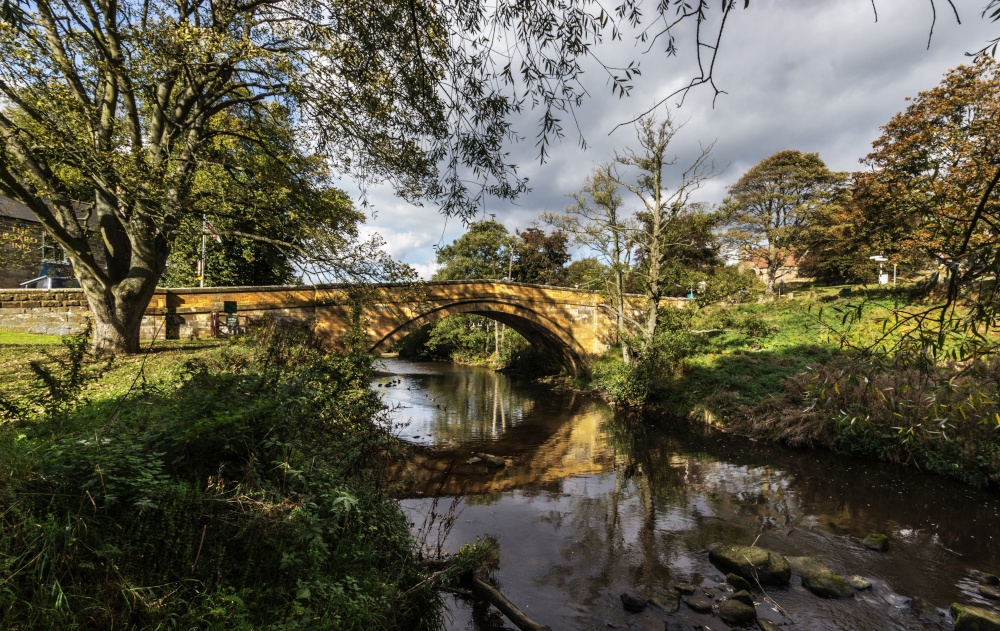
376;359;618;497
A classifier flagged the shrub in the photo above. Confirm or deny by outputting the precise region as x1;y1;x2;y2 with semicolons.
0;321;440;629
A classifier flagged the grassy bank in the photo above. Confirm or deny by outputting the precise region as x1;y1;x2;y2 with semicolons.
0;324;441;629
589;286;1000;488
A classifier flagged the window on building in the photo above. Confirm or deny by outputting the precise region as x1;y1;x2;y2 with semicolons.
40;232;69;264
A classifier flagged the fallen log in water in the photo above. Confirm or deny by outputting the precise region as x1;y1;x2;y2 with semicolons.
466;573;551;631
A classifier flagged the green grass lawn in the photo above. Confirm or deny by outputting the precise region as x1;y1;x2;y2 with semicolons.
666;286;920;421
0;330;65;345
0;333;224;408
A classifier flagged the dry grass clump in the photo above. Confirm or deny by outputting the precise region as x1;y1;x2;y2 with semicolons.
728;354;1000;487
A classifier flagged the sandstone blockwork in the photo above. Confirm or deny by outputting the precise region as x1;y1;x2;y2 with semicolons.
0;282;679;372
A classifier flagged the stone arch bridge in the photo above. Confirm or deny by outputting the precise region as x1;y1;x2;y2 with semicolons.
0;281;682;372
146;281;656;372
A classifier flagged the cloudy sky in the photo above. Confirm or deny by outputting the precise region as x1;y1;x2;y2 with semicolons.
350;1;997;279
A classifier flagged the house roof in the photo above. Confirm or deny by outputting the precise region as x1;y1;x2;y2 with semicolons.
740;253;800;269
0;193;97;227
0;195;37;223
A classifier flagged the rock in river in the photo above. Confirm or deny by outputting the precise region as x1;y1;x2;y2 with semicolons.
709;545;791;586
980;584;1000;600
718;598;756;626
952;603;1000;631
845;575;872;591
727;573;753;592
620;592;647;613
478;454;506;468
685;594;714;613
787;556;854;599
862;533;889;552
730;590;754;606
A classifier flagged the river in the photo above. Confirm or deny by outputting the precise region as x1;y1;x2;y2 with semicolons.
374;359;1000;630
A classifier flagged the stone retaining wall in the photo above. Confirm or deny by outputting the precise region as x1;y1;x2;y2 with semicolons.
0;289;96;337
0;286;349;340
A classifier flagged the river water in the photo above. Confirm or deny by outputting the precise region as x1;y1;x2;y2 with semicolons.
374;359;1000;630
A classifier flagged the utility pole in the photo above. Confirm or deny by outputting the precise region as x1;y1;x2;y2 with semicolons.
199;213;207;288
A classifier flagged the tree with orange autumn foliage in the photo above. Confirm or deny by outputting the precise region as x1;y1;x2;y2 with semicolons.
860;57;1000;287
846;57;1000;355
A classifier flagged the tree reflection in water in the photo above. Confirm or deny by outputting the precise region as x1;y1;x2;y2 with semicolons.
387;360;1000;631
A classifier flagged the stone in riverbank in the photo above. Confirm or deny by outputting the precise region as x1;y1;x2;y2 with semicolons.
709;545;791;586
787;556;854;599
757;620;782;631
952;603;1000;631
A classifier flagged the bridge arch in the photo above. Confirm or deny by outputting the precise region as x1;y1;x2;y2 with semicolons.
370;299;589;373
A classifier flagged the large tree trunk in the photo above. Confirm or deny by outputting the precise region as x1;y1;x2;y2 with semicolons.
74;208;166;355
79;275;159;354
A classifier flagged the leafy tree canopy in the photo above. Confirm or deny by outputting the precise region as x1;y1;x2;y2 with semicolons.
433;219;513;281
564;257;606;290
861;57;1000;282
512;227;570;286
721;150;846;293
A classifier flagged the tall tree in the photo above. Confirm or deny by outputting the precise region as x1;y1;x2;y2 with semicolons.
721;150;846;294
636;204;721;297
613;115;714;342
0;0;752;353
511;227;570;286
431;219;519;362
544;164;636;359
433;220;514;281
158;106;376;288
853;58;1000;354
563;257;606;290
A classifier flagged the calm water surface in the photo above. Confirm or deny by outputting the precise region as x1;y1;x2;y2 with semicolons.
374;359;1000;630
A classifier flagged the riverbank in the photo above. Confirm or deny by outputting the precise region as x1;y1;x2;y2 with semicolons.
582;286;1000;489
0;326;441;628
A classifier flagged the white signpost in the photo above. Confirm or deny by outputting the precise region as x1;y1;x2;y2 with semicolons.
870;255;889;285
